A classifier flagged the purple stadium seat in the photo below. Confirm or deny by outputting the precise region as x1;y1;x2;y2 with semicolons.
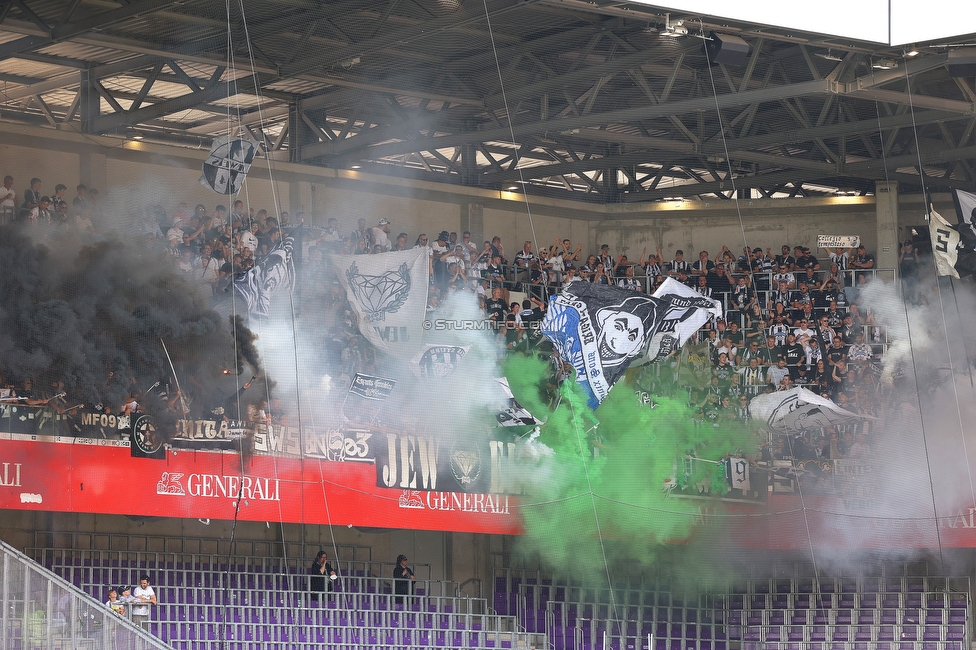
857;610;875;624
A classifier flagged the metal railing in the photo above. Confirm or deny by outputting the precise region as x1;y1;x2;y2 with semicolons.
0;539;168;650
29;531;373;566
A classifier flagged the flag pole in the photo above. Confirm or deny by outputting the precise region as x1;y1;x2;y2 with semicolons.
160;339;188;416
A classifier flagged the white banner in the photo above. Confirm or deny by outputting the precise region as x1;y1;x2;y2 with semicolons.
729;457;750;491
331;248;430;358
929;207;961;279
956;189;976;226
630;277;723;367
750;387;870;435
817;235;860;249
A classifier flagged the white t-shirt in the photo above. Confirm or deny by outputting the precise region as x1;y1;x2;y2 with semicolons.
132;585;155;616
372;227;391;251
199;258;219;284
793;326;815;342
0;186;15;209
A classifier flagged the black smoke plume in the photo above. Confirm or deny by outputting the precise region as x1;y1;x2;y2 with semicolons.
0;225;262;443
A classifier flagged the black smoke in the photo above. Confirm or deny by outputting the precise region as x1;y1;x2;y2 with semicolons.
0;225;261;437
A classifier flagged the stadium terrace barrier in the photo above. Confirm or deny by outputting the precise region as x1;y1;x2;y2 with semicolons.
0;539;168;650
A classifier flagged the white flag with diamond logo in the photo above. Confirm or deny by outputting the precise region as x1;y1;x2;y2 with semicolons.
331;248;430;358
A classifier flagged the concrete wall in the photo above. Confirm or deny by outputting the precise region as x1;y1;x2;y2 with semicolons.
0;122;952;264
597;198;879;263
0;142;80;199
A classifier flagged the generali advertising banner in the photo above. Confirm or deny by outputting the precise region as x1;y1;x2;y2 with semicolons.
0;436;522;535
7;416;976;546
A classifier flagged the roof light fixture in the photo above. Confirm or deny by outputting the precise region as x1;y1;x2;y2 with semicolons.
661;13;688;37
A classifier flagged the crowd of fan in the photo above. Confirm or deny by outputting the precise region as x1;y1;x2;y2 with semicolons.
2;181;894;466
1;175;99;231
134;198;296;300
310;217;895;470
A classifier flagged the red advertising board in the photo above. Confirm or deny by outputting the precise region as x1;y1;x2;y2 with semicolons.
5;437;976;549
0;438;522;535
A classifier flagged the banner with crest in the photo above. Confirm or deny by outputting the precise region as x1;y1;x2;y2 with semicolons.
200;136;257;195
331;248;430;358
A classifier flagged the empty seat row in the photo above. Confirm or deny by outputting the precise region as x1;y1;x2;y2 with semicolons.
725;608;964;626
731;623;965;642
733;592;966;611
152;620;516;644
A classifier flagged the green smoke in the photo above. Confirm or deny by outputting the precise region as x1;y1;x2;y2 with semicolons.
503;354;760;578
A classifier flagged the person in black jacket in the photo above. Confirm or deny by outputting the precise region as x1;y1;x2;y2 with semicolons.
393;554;415;604
309;550;336;598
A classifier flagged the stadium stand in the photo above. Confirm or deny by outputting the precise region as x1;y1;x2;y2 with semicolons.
21;528;970;650
495;564;970;650
28;535;527;650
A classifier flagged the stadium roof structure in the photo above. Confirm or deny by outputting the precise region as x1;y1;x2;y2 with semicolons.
0;0;975;203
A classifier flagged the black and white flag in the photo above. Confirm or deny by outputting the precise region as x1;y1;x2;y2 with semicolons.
929;207;962;278
410;344;470;381
494;378;541;427
235;235;296;319
749;387;871;435
201;136;257;195
343;373;396;427
728;457;750;491
639;277;723;365
951;189;976;277
542;281;721;408
331;248;429;358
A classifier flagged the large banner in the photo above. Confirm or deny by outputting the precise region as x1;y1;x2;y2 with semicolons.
0;437;521;534
542;280;721;408
330;248;430;358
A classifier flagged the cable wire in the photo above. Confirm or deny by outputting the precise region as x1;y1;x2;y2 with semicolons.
903;61;972;570
482;0;540;254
